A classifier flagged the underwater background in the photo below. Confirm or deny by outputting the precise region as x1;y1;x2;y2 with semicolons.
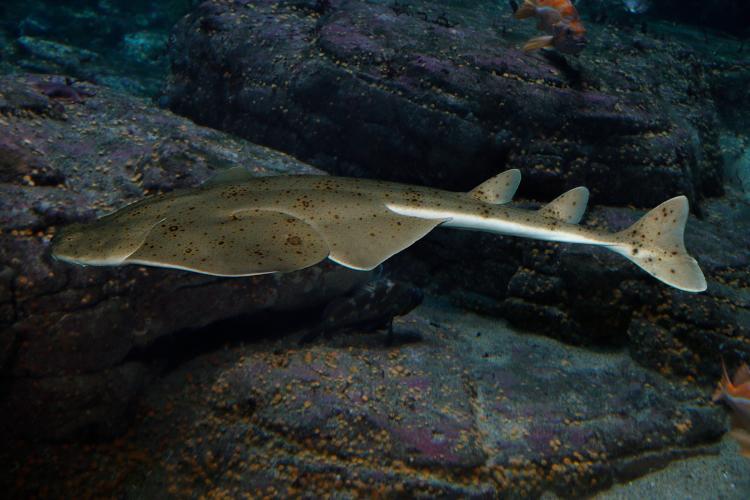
1;0;750;497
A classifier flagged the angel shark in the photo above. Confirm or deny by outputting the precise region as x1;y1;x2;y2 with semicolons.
52;169;707;292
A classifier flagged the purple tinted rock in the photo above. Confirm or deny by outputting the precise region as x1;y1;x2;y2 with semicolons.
1;302;726;496
3;362;149;440
165;0;722;206
0;73;368;439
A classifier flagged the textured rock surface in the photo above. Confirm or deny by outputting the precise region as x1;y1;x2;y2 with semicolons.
165;0;723;207
0;301;727;497
0;73;369;439
0;0;197;96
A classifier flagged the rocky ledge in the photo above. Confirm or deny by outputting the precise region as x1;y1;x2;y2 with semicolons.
1;301;728;498
0;73;369;439
165;0;724;206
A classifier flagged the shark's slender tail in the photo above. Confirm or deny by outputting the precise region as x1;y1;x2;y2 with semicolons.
608;196;707;292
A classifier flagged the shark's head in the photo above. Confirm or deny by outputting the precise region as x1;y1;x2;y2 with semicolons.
52;215;157;267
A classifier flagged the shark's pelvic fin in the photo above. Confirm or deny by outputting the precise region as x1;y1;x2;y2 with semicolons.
469;169;522;204
322;210;445;271
538;187;589;224
610;196;707;292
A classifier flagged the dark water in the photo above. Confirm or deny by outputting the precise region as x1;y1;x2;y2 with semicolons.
1;0;749;497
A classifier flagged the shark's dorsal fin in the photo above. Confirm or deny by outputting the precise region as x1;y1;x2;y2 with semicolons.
203;167;257;187
468;169;521;204
538;187;589;224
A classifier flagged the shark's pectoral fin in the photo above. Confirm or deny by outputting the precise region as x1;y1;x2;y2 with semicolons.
538;187;589;224
469;169;522;204
125;209;329;276
318;209;445;271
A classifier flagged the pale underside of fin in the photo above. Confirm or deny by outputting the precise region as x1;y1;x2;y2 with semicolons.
523;35;554;52
538;187;589;224
468;169;522;204
314;208;446;271
126;209;330;276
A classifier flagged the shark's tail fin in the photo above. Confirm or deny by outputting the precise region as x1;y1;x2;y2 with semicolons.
609;196;706;292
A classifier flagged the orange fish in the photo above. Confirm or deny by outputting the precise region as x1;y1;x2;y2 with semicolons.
513;0;587;54
713;360;750;458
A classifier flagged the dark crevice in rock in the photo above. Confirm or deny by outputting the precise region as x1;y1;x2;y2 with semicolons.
610;444;721;483
122;306;325;374
0;268;21;383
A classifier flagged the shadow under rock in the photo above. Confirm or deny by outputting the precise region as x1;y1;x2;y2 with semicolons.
124;303;425;374
123;306;326;373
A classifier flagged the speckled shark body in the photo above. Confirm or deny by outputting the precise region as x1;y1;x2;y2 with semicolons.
52;169;707;292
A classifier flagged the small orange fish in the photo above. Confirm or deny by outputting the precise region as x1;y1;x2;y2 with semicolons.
513;0;587;54
713;360;750;458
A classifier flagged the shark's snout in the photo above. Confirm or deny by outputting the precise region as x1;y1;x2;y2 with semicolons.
51;219;145;266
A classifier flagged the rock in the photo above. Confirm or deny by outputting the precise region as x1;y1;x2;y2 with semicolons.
718;133;750;198
121;31;168;64
165;0;723;207
16;36;99;70
0;267;15;370
709;64;750;133
18;15;52;37
1;301;726;496
1;0;198;97
3;362;150;440
0;73;369;439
